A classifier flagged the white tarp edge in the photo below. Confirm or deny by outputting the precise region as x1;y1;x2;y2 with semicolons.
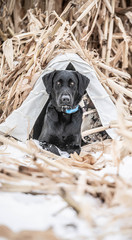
0;53;117;141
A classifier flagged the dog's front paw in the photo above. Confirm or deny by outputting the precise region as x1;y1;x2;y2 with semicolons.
66;145;81;155
40;141;60;156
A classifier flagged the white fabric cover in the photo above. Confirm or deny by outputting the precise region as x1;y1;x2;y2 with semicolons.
0;53;117;141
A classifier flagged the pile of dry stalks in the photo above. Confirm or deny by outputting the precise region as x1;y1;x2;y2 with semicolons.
0;134;132;239
0;1;132;239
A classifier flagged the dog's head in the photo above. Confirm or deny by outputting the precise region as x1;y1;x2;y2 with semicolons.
42;70;90;112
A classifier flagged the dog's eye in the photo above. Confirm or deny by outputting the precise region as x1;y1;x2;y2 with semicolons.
69;81;75;87
56;81;62;87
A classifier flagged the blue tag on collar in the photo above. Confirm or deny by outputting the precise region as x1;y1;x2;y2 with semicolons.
65;105;79;114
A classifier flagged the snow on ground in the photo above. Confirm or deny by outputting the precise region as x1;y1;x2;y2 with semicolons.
0;192;93;239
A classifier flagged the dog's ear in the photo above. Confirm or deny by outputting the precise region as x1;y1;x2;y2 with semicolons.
75;72;90;96
42;71;56;94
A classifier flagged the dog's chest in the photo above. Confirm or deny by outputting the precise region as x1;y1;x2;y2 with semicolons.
53;113;72;136
45;109;81;143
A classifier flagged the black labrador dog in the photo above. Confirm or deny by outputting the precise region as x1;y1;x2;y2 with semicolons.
33;64;90;155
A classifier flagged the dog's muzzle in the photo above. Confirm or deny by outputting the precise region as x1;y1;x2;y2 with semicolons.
61;94;70;105
58;93;73;108
56;92;75;113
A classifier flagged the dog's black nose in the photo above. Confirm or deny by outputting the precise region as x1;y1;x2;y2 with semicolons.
61;94;70;104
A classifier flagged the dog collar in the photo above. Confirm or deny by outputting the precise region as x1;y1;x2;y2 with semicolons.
65;105;79;114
